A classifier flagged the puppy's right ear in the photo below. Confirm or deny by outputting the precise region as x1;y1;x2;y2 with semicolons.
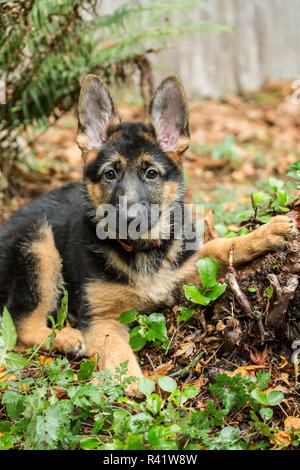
77;75;120;155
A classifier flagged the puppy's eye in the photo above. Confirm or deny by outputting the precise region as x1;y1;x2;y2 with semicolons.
146;169;158;180
104;170;116;181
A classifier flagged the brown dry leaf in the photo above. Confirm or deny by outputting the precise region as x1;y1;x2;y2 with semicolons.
215;320;226;333
154;361;173;376
270;431;291;447
173;341;195;357
53;386;68;399
284;416;300;432
204;209;218;240
0;362;16;382
203;336;219;344
226;365;265;378
278;356;288;369
192;377;205;388
168;322;175;335
265;385;289;394
279;372;291;386
143;361;173;381
250;346;268;365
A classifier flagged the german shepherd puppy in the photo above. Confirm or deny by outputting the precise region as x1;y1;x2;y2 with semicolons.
0;75;297;393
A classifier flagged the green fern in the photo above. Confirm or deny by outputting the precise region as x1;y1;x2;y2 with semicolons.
0;0;228;182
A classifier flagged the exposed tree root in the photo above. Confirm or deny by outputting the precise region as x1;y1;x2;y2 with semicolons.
213;236;300;353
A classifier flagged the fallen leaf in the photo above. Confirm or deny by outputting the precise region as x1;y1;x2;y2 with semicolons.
265;385;289;394
225;365;265;377
204;209;218;240
154;361;173;376
270;431;291;447
250;346;268;365
173;342;195;357
278;356;288;369
284;416;300;431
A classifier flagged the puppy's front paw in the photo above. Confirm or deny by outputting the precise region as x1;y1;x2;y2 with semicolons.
262;215;298;251
54;328;86;359
125;380;144;399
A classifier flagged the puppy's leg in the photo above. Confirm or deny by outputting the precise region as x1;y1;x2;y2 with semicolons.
9;224;85;357
82;318;143;395
200;215;298;268
80;282;144;394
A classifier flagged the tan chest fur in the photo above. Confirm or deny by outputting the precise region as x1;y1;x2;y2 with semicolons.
85;242;200;320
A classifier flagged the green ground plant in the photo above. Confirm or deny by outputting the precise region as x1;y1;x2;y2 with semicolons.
0;317;296;450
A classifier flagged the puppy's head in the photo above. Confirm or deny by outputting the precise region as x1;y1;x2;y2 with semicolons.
77;74;189;241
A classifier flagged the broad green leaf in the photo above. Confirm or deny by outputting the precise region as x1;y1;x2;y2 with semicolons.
267;390;284;406
125;433;143;450
250;389;269;406
147;313;167;340
5;351;29;370
129;328;147;351
150;439;178;450
2;391;25;420
238;226;250;235
287;161;300;181
259;407;273;421
0;307;17;351
269;177;284;192
204;283;227;300
0;336;6;364
158;376;177;393
215;223;228;237
146;393;162;415
258;214;272;223
182;385;198;400
78;359;96;382
184;443;200;450
80;438;100;450
117;310;138;324
253;191;271;206
196;257;218;288
0;421;12;433
177;306;195;322
99;440;124;450
183;284;210;306
138;377;156;395
219;426;239;440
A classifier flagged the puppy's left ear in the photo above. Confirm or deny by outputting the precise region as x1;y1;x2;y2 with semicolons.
77;74;120;154
147;76;189;154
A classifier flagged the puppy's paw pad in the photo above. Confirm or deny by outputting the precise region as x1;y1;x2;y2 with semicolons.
55;328;86;357
125;381;143;399
69;343;87;360
263;216;298;249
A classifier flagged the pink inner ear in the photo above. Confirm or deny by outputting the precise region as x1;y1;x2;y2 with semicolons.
156;117;179;152
87;119;107;149
85;104;110;150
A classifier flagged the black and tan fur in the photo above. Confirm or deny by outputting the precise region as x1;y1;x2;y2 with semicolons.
0;75;297;394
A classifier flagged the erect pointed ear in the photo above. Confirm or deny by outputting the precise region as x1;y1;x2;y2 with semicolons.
77;74;120;155
147;76;189;155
